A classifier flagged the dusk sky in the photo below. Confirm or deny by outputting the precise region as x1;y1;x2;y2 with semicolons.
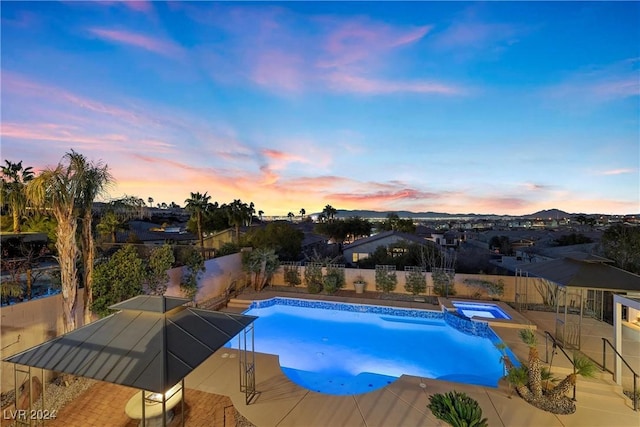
2;1;639;216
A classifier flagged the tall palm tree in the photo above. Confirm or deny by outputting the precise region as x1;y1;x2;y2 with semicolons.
147;196;154;208
96;211;126;243
1;160;35;233
258;210;264;221
227;199;250;243
67;151;112;325
322;204;337;221
299;208;306;220
287;212;294;221
185;192;211;258
26;162;80;332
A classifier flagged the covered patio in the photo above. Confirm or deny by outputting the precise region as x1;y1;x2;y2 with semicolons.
4;295;257;426
515;253;640;350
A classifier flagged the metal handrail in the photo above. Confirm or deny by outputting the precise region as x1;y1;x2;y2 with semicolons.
544;331;576;401
602;338;638;411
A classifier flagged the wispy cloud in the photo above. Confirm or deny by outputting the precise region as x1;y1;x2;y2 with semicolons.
599;168;636;176
183;5;462;96
542;58;640;106
87;28;184;58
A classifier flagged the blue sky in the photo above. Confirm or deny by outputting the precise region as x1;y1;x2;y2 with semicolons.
2;1;639;216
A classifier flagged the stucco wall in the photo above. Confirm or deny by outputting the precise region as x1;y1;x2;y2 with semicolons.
163;252;244;303
1;289;85;393
272;266;550;304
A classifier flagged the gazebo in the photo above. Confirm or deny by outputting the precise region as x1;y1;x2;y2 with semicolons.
4;295;257;426
515;253;640;349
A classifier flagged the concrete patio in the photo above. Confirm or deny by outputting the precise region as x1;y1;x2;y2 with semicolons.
13;292;638;427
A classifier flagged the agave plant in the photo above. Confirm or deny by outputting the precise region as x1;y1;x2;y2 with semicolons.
428;391;488;427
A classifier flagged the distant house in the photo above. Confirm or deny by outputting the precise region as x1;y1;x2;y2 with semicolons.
342;230;429;265
203;228;236;251
117;221;197;245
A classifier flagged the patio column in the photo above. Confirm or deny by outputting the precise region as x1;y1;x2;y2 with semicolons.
613;298;623;384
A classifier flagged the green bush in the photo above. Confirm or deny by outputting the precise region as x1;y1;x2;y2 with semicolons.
463;278;504;297
304;263;323;294
283;265;302;287
433;269;456;296
323;265;345;294
404;269;427;295
427;391;488;427
375;266;397;293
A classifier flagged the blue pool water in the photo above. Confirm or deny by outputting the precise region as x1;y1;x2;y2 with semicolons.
229;298;516;395
452;301;512;320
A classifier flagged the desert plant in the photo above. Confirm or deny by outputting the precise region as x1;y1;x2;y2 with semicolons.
502;329;599;415
304;263;323;294
432;268;455;296
375;265;397;293
546;354;597;400
404;268;427;295
323;265;345;294
463;278;504;297
283;264;302;287
427;391;488;427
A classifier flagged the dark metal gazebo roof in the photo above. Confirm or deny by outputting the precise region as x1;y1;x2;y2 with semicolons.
521;255;640;292
4;295;256;393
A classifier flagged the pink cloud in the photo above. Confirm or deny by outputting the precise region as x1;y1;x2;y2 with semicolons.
319;19;431;68
121;0;153;13
88;28;183;58
325;72;463;95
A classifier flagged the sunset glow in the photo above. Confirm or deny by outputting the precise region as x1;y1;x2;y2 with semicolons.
2;1;638;216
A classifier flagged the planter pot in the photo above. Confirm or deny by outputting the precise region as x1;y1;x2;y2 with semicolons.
354;282;366;294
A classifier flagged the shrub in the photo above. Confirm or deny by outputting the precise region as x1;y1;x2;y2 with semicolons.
283;264;302;287
433;268;456;296
404;268;427;295
323;265;345;294
427;391;488;427
375;265;397;293
463;278;504;297
304;263;323;294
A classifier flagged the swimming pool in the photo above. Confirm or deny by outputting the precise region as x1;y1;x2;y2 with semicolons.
230;298;516;395
452;301;512;320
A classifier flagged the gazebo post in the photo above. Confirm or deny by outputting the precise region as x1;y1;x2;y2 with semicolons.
181;379;185;427
141;390;146;427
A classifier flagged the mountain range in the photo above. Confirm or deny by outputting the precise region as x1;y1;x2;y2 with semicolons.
324;208;626;220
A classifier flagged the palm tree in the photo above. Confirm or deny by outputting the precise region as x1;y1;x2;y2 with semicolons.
258;210;264;221
97;211;126;243
227;199;250;243
547;354;597;400
147;197;154;208
287;212;294;221
26;161;80;332
299;208;306;220
322;204;337;221
67;151;112;325
185;192;211;258
520;329;543;397
1;160;35;233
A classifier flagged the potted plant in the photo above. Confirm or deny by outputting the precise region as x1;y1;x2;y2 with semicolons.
353;275;367;294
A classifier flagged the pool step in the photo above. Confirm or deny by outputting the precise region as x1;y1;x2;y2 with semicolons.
226;299;252;311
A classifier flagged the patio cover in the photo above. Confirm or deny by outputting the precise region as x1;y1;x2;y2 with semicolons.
521;255;640;292
4;295;257;393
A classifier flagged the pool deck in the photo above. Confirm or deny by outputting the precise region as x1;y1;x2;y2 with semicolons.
24;291;638;427
203;291;639;427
